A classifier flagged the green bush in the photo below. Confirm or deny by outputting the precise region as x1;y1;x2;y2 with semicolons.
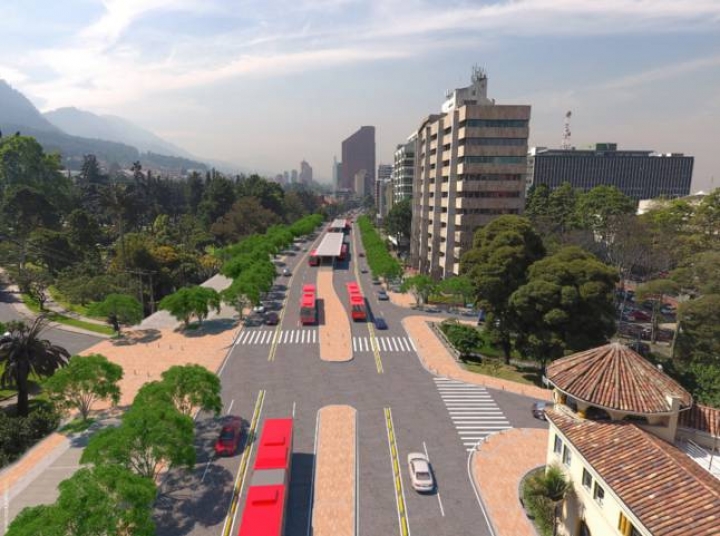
357;216;402;279
0;406;61;469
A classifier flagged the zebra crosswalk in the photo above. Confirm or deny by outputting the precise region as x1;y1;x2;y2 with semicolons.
434;377;511;451
235;329;318;345
351;336;416;353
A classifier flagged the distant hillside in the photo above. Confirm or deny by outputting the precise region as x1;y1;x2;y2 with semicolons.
44;107;193;158
0;80;208;173
0;80;60;133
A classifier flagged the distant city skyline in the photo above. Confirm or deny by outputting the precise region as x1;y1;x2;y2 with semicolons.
0;1;718;191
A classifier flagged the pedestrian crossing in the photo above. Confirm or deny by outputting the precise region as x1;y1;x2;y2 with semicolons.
434;377;511;451
235;329;318;345
352;336;416;353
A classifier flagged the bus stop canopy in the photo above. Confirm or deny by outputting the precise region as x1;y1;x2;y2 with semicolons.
329;218;347;231
315;231;345;257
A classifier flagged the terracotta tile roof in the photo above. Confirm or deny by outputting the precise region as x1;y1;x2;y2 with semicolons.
546;342;692;414
548;409;720;536
679;404;720;438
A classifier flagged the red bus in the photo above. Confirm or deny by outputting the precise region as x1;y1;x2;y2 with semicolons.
345;281;367;321
308;250;320;266
238;418;294;536
300;284;317;325
338;243;349;261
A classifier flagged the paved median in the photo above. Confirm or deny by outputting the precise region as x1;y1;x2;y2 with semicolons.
317;269;352;362
312;405;357;536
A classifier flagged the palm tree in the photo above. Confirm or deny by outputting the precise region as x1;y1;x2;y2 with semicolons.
0;316;70;416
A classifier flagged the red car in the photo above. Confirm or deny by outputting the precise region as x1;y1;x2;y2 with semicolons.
215;419;244;457
628;310;651;322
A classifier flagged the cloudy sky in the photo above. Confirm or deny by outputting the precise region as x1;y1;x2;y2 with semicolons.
1;0;719;189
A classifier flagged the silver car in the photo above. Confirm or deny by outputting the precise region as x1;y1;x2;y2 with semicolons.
407;453;435;492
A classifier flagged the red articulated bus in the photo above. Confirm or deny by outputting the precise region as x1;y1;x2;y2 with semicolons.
237;418;294;536
308;250;320;266
338;243;349;261
345;281;367;321
300;284;317;325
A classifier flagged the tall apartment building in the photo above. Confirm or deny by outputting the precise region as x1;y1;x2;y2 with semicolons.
290;169;298;183
299;160;313;185
341;126;375;195
410;68;530;278
528;143;693;200
392;133;416;204
376;164;393;217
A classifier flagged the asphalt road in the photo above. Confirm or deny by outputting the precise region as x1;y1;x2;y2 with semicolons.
154;225;548;536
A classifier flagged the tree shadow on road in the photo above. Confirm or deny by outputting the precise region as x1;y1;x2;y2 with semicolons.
182;318;238;337
110;329;162;346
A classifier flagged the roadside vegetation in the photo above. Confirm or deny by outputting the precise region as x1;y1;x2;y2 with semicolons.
521;465;570;536
357;215;403;280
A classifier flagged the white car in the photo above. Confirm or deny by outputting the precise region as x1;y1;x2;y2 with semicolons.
407;453;435;492
252;304;266;314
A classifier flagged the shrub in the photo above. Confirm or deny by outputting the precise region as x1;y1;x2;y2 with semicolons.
0;405;60;469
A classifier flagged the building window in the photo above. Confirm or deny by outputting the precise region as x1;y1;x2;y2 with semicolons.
553;435;562;455
593;483;605;506
462;119;529;128
460;156;526;165
562;445;572;467
461;137;527;147
581;468;592;490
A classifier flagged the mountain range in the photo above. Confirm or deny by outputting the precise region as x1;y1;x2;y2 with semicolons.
0;80;207;173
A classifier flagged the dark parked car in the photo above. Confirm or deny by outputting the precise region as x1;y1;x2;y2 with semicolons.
214;419;244;456
371;277;381;285
374;316;388;330
628;310;651;322
532;402;548;420
628;341;650;356
264;312;279;325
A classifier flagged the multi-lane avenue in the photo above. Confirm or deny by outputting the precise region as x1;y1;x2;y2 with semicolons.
154;222;547;536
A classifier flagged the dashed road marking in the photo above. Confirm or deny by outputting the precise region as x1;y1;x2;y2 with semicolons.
236;329;318;345
352;336;414;353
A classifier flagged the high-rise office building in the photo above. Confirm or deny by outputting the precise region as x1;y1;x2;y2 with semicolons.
332;156;340;190
392;133;416;204
354;169;368;198
527;144;693;200
376;164;392;215
410;67;530;278
299;160;313;185
283;171;290;184
341;126;375;195
290;169;298;183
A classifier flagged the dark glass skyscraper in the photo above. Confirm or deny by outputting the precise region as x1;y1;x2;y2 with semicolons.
341;126;376;195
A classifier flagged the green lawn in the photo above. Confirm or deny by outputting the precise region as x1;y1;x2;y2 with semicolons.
21;294;115;336
60;418;96;434
462;359;544;387
0;362;44;399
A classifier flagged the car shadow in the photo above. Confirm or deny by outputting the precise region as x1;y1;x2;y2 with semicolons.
285;452;315;536
316;298;325;326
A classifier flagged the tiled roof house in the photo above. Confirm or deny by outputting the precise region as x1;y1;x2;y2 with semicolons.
544;342;720;536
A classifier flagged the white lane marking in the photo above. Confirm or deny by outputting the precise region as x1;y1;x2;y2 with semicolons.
283;330;290;343
226;399;235;415
238;331;250;344
467;439;496;536
312;330;317;343
408;337;417;351
249;331;260;344
455;425;511;430
292;401;296;418
422;442;445;517
201;459;212;482
301;331;306;343
352;338;357;352
398;337;409;351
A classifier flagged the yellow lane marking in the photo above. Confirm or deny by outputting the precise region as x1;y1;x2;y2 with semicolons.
221;389;266;536
351;224;384;374
384;407;410;536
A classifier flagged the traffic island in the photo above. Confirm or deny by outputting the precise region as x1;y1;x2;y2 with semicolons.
312;405;357;536
317;269;352;361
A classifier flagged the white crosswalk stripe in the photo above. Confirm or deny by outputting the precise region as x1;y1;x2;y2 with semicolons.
351;336;415;352
434;378;511;451
234;329;319;345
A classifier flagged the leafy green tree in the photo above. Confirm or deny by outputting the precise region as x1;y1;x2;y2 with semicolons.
16;267;52;311
525;182;581;242
401;275;436;306
0;316;70;416
675;294;720;365
44;354;123;421
510;246;618;367
27;229;74;275
88;293;143;334
158;286;221;327
671;251;720;296
461;215;545;362
6;465;156;536
437;275;476;307
160;364;222;416
691;189;720;249
221;278;258;319
210;197;282;244
197;173;236;225
81;400;195;479
385;199;412;244
681;362;720;408
636;279;679;343
440;320;483;359
99;182;136;269
575;185;636;243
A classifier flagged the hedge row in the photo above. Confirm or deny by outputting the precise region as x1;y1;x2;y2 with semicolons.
0;404;60;469
357;216;402;279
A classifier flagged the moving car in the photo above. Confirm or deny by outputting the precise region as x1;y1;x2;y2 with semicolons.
374;316;388;330
407;453;435;492
532;402;548;420
358;252;365;257
377;290;389;301
252;304;266;314
264;312;279;325
371;277;381;285
215;419;244;456
282;268;291;276
360;267;369;273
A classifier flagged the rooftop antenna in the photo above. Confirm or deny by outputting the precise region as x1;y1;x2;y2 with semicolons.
471;64;487;83
561;111;572;150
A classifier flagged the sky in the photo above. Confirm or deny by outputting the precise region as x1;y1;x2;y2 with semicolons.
0;0;719;190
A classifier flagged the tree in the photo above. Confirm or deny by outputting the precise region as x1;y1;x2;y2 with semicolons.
81;400;195;480
221;278;258;320
0;316;70;416
461;215;545;362
44;354;123;421
6;465;156;536
158;286;221;328
575;185;636;244
636;279;679;343
160;364;222;416
16;267;52;311
99;182;135;269
400;275;436;306
510;246;618;368
210;197;282;244
675;294;720;365
87;294;143;334
385;199;412;245
440;320;483;359
671;251;720;296
437;275;476;307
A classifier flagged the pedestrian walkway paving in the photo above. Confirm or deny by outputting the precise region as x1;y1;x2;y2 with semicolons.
234;328;318;345
434;377;511;451
351;335;415;353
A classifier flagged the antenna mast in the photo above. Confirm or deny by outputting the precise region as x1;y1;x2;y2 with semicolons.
561;111;572;150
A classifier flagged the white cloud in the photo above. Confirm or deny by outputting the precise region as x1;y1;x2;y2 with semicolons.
0;65;28;85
